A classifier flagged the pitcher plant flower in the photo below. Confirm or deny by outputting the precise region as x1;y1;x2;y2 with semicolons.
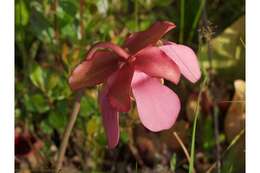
69;21;201;148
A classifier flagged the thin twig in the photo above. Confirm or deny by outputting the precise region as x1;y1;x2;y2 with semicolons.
173;132;190;162
173;131;197;173
55;91;83;173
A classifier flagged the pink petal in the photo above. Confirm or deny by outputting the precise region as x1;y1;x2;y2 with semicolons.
159;42;201;83
131;72;181;132
98;86;120;149
69;50;119;90
134;46;180;84
124;21;176;54
107;64;134;112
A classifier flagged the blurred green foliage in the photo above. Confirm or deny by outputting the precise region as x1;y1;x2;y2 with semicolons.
15;0;244;172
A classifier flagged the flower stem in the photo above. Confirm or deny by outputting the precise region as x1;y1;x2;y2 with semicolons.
55;91;83;173
188;74;208;173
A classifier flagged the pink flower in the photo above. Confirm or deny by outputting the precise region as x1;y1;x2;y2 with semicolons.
69;21;201;148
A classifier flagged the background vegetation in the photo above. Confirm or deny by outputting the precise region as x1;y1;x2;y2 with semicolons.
15;0;245;172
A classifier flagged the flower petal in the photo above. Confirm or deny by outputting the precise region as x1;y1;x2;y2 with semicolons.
124;21;176;54
134;46;180;84
98;86;120;149
160;42;201;83
69;42;130;90
69;50;119;90
108;64;134;112
131;71;180;132
87;42;129;61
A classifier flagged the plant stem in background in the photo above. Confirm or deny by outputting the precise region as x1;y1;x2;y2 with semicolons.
188;75;208;173
55;91;83;173
179;0;185;43
173;132;190;163
188;0;207;43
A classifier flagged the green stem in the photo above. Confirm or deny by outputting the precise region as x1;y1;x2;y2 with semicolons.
188;0;207;43
188;74;208;173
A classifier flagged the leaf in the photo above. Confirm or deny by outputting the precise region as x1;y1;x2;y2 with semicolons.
23;94;50;113
48;111;68;130
30;10;53;42
29;63;45;91
48;100;68;130
60;0;77;17
46;73;60;92
31;94;50;113
40;121;53;134
170;153;177;171
48;76;71;101
80;96;98;118
15;0;29;27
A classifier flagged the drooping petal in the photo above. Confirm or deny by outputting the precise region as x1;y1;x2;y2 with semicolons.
124;21;176;54
160;42;201;83
108;64;134;112
69;50;119;90
133;46;180;84
98;86;120;149
69;42;130;90
131;72;180;132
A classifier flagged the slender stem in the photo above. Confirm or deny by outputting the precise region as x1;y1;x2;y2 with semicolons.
173;132;190;162
188;75;208;173
188;0;207;43
55;91;83;173
179;0;185;43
